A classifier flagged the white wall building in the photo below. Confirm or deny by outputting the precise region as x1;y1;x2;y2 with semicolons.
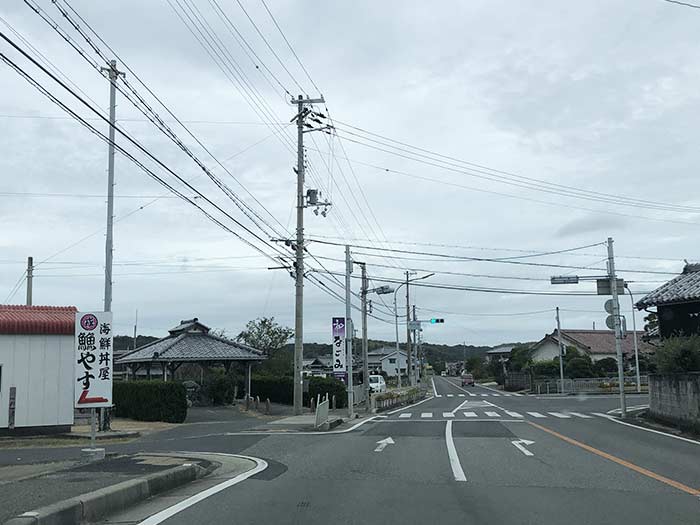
0;305;76;434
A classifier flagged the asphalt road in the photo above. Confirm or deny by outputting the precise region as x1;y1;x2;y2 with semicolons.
3;379;699;524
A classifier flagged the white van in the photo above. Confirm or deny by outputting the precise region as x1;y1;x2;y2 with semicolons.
368;375;387;393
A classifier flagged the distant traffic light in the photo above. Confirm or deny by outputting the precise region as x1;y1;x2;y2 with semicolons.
430;318;445;324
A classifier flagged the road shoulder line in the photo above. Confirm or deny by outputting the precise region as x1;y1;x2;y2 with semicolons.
444;420;466;482
592;413;700;446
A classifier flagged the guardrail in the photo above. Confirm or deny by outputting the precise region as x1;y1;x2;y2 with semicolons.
533;376;649;395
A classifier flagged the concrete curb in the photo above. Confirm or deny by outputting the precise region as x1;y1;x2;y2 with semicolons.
4;461;214;525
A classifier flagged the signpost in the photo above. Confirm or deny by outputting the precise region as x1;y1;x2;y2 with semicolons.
332;317;347;383
596;278;625;296
75;312;113;450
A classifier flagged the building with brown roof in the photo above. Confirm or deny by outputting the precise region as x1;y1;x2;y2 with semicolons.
0;305;77;434
530;328;654;363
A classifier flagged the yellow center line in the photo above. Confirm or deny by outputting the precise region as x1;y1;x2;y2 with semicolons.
527;421;700;497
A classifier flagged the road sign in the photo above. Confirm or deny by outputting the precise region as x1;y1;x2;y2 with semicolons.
596;279;625;296
604;299;614;314
408;320;422;331
332;317;347;382
606;315;628;337
551;276;579;284
74;312;113;408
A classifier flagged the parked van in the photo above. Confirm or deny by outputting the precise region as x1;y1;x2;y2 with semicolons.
368;374;387;393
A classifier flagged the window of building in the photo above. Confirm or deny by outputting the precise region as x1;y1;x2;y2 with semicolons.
389;358;396;364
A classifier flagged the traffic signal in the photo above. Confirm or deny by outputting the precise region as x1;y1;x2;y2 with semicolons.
430;318;444;324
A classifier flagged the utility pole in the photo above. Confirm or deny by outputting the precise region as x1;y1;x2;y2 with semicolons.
100;60;124;314
345;245;354;418
412;304;419;383
360;263;369;409
132;309;138;350
608;237;627;418
405;271;413;386
556;307;565;394
26;256;33;306
291;94;326;415
394;294;402;388
625;285;642;393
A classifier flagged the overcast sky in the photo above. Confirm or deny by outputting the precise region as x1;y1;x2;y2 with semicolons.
1;0;699;347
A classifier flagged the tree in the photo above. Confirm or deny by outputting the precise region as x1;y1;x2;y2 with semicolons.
593;357;618;376
654;336;700;373
565;357;594;378
236;317;293;357
508;345;532;372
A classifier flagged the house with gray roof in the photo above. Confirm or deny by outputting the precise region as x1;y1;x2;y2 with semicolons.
636;263;700;339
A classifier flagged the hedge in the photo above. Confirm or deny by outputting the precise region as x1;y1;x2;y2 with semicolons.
114;381;187;423
308;377;346;408
248;375;347;408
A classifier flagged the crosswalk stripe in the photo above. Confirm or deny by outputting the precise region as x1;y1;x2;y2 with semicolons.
569;412;593;419
491;393;501;397
549;412;571;418
512;393;523;396
502;393;512;397
463;412;477;417
458;394;465;397
526;412;546;418
399;413;412;418
504;411;523;418
485;411;500;417
421;412;433;418
480;394;489;397
447;394;454;397
443;412;455;418
467;392;476;397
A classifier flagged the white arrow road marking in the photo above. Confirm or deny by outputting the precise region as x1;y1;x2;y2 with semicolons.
374;437;395;452
512;439;535;457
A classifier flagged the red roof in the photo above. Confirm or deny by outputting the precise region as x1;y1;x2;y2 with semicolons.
0;305;77;335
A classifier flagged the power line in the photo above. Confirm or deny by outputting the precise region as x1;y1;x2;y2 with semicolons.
3;270;27;303
418;306;554;317
259;0;321;95
663;0;700;8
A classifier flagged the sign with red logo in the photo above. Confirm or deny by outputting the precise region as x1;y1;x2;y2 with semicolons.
74;312;113;408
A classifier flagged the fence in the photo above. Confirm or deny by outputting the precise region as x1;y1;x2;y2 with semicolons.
352;384;366;405
370;387;424;412
649;373;700;432
315;398;329;429
533;376;648;395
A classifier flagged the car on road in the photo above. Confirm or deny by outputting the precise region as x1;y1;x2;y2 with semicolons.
368;374;387;393
440;371;447;377
461;372;475;387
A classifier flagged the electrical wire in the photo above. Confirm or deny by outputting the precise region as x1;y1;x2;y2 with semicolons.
3;270;27;303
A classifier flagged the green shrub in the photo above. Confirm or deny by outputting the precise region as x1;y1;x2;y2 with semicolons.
251;375;294;404
655;336;700;373
593;357;618;376
114;381;187;423
201;374;238;405
565;357;594;378
530;360;560;378
308;377;346;408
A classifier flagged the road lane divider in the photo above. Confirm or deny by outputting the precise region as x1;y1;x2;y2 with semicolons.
527;421;700;497
445;420;467;482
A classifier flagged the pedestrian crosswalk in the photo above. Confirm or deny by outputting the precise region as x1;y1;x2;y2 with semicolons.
393;410;605;421
434;392;524;398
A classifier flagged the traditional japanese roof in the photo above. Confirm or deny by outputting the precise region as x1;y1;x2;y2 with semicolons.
636;263;700;308
487;344;517;355
117;317;265;364
0;305;77;335
532;329;654;356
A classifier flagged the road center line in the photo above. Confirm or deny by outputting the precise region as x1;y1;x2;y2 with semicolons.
527;421;700;497
445;420;467;482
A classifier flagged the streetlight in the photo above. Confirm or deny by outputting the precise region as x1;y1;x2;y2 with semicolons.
393;272;434;387
361;278;394;406
625;283;642;393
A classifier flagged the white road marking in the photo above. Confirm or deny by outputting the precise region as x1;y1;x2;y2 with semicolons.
399;413;412;419
445;421;467;482
458;394;465;397
569;412;593;419
431;377;439;397
443;412;455;418
485;411;500;417
374;437;395;452
504;411;523;418
467;392;476;397
511;439;535;457
447;394;454;398
421;412;433;418
512;393;523;396
464;412;477;417
386;395;433;415
548;412;571;418
592;413;700;446
491;393;501;397
480;394;489;397
502;393;512;397
137;453;268;525
526;412;546;418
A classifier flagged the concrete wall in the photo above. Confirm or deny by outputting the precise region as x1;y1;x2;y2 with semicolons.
0;334;74;429
649;373;700;431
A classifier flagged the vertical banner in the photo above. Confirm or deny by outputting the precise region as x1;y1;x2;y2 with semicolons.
75;312;113;408
332;317;347;383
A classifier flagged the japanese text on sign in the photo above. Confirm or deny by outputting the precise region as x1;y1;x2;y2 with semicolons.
74;312;113;408
332;317;347;382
